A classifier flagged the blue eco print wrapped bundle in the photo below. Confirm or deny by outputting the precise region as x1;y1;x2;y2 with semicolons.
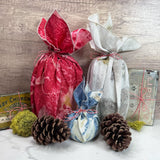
66;79;102;143
87;13;141;120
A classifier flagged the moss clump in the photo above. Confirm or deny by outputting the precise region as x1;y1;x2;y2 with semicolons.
127;121;145;131
10;110;37;137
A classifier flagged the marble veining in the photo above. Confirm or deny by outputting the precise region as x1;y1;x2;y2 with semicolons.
0;120;160;160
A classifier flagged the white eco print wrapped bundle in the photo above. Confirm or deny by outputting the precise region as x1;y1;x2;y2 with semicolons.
87;13;141;120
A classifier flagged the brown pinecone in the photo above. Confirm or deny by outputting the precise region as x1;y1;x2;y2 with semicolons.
101;113;132;151
31;115;71;145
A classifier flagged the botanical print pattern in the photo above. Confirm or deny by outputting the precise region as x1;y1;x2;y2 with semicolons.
66;80;101;143
31;11;91;119
87;13;140;120
87;56;129;120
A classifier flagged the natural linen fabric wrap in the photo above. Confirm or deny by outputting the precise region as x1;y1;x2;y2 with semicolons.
87;13;141;120
30;11;91;119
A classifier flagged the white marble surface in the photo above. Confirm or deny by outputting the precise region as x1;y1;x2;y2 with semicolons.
0;120;160;160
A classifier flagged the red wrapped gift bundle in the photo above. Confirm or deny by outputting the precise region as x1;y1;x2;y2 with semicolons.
30;11;91;119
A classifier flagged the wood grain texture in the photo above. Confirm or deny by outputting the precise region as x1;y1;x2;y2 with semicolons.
0;0;160;118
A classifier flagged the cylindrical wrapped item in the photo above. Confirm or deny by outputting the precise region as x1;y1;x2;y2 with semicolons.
87;56;129;120
87;13;141;120
31;11;92;119
66;79;102;143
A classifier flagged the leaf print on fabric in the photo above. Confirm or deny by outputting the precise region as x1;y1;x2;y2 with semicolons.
31;11;91;119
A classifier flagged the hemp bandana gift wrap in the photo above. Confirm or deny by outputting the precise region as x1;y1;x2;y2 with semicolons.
87;13;141;120
66;79;102;143
31;11;92;119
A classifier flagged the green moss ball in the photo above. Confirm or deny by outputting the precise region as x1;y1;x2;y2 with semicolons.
10;110;37;137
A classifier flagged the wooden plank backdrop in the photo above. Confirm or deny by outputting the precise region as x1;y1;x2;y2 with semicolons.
0;0;160;119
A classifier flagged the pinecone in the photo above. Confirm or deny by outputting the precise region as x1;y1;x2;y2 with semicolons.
31;115;71;145
101;113;132;151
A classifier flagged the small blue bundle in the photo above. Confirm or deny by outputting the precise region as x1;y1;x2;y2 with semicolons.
66;79;102;143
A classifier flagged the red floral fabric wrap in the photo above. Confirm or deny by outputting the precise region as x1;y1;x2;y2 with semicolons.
31;11;91;119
